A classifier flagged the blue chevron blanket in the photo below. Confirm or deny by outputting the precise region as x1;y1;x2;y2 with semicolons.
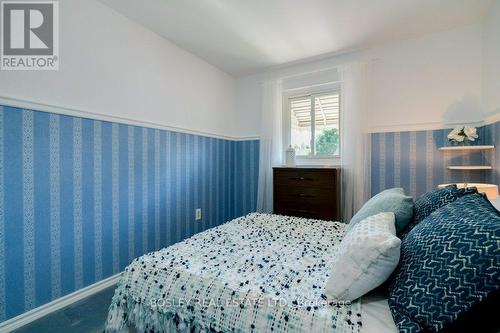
388;193;500;332
105;213;362;333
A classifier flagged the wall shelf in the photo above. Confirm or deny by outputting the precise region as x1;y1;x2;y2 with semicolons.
440;145;494;173
439;145;495;151
447;166;492;170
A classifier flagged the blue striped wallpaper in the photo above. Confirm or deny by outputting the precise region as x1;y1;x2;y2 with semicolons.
371;121;500;198
483;121;500;187
0;105;259;322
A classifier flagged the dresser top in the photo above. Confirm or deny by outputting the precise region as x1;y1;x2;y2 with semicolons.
273;165;340;170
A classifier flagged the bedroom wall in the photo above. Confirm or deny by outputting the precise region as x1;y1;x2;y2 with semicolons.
484;121;500;188
0;0;238;139
366;24;483;131
235;22;497;200
0;104;259;322
370;3;500;198
483;0;500;186
235;24;483;137
482;0;500;120
371;121;500;198
0;0;261;323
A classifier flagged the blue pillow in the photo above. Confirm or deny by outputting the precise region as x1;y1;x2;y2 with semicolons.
401;185;477;237
348;188;413;235
387;193;500;332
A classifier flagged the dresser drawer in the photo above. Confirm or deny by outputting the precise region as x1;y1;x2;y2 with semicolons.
272;167;341;221
274;185;334;205
274;169;335;189
274;201;336;220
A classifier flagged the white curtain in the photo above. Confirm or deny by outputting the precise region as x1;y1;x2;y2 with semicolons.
340;63;372;222
256;79;283;212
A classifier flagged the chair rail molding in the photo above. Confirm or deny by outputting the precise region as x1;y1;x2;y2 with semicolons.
0;95;260;141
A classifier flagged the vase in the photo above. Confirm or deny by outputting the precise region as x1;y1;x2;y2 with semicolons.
285;146;296;167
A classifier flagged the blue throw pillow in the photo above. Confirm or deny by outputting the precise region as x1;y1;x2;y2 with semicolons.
401;185;477;237
348;188;413;235
387;193;500;332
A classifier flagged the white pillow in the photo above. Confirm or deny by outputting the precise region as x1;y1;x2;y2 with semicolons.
325;212;400;301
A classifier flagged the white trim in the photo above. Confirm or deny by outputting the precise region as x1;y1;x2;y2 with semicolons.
485;112;500;125
0;96;260;141
283;81;341;94
0;273;122;332
295;155;340;167
438;145;495;151
368;119;490;133
231;136;260;141
368;114;500;133
447;165;492;170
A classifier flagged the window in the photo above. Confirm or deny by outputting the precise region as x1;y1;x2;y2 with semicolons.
287;89;341;160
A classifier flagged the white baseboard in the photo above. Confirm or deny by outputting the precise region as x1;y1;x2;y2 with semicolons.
0;273;122;332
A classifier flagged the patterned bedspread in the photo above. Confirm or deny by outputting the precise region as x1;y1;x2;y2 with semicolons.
105;213;362;333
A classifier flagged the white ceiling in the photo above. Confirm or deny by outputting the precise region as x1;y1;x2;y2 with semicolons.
98;0;494;76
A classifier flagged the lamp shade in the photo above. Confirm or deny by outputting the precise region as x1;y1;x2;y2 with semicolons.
438;183;498;200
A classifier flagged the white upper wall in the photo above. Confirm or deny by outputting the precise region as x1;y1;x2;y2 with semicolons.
0;0;237;139
235;24;484;136
482;0;500;120
234;74;263;139
367;24;483;131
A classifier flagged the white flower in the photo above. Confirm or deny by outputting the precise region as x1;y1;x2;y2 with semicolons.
447;126;463;140
447;125;479;143
463;126;478;141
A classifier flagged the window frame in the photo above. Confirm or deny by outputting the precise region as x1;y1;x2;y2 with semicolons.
283;83;342;166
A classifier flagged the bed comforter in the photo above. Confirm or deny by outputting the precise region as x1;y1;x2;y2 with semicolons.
105;213;362;333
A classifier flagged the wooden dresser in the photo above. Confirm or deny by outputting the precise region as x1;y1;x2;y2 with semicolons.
273;167;341;221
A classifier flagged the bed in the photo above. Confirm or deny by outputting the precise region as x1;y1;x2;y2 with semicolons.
360;292;397;333
105;213;397;333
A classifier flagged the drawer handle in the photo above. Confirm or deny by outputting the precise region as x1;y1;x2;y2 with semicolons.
296;193;313;198
290;177;314;181
290;209;314;214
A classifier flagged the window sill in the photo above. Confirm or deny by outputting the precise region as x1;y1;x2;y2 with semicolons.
295;156;340;167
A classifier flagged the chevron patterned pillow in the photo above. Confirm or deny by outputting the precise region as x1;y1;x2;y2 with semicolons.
401;185;477;237
387;193;500;332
